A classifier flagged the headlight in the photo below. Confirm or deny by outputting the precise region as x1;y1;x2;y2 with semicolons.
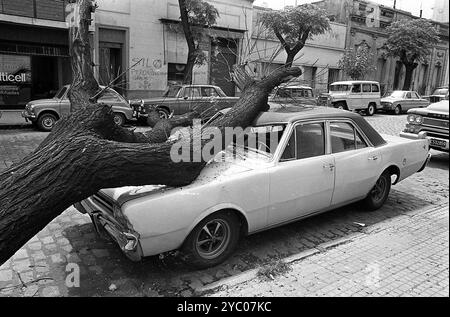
407;114;423;124
415;116;423;124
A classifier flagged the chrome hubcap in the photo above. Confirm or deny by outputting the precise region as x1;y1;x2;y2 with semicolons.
196;219;230;259
43;117;54;128
113;115;122;125
371;177;387;202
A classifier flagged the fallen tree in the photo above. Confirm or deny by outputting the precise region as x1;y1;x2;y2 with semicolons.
0;0;301;265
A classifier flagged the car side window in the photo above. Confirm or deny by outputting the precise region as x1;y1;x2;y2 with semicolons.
99;90;120;102
183;87;201;98
372;84;380;93
201;87;220;97
280;123;325;161
362;84;371;93
330;122;367;153
277;88;290;98
352;84;361;93
280;131;296;161
405;92;412;99
296;123;325;159
410;92;419;99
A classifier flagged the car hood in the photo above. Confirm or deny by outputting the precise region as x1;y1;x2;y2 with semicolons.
99;149;270;206
381;96;402;103
408;100;449;115
28;98;59;107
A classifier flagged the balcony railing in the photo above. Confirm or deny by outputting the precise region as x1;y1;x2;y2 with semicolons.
0;0;68;22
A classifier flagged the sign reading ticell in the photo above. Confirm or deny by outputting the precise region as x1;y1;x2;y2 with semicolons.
0;73;27;83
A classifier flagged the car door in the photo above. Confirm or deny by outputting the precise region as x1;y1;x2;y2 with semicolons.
362;83;372;108
403;92;414;110
178;86;202;115
328;120;382;206
268;121;335;225
348;83;362;109
413;92;428;108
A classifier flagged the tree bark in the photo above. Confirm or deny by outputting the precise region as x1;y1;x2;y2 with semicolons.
68;0;99;111
178;0;196;84
0;65;302;265
402;62;418;91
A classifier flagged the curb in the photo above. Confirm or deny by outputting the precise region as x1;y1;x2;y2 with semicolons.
196;203;449;295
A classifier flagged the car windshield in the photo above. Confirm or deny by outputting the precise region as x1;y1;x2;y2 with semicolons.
227;124;287;161
163;86;182;98
433;88;448;95
385;91;406;98
330;84;351;92
54;86;67;99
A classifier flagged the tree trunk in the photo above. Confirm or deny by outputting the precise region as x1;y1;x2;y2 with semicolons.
0;69;302;265
178;0;196;84
67;0;99;111
285;52;296;68
402;63;417;91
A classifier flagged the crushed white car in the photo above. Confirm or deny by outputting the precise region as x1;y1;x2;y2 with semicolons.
74;105;431;268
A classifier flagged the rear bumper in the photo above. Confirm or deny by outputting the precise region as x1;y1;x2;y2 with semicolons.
74;200;143;261
400;131;449;152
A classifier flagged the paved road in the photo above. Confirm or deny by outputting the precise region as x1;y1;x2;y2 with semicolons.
0;113;448;297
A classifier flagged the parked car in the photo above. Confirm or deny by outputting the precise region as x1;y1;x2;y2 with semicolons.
380;90;430;115
21;85;134;131
269;85;316;105
423;86;448;104
74;104;430;268
400;93;449;152
317;81;381;116
130;84;239;122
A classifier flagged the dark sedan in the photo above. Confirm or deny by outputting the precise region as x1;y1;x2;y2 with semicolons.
130;84;239;121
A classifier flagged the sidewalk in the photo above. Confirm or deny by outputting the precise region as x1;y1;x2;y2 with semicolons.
0;110;32;129
205;203;449;297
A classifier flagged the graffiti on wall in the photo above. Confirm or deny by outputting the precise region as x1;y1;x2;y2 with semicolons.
130;57;167;90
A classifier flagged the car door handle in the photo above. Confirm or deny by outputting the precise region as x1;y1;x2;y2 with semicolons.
368;155;378;161
323;163;335;171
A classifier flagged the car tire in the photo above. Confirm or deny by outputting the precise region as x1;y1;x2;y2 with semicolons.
363;171;391;211
335;102;347;110
157;108;170;119
366;103;376;116
394;105;402;115
37;113;57;131
113;113;126;126
180;211;241;269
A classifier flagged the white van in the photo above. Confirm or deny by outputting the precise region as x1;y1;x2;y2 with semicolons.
320;81;381;116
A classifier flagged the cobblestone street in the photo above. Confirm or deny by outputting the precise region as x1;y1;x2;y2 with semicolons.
0;113;448;297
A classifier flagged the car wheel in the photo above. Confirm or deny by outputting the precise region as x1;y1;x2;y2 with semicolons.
394;105;402;115
157;108;170;119
335;102;347;110
363;171;391;211
37;113;57;131
113;113;126;126
181;211;241;269
366;103;376;116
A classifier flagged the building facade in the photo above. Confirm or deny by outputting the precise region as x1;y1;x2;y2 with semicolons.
94;0;254;99
0;0;254;109
0;0;72;110
316;0;449;95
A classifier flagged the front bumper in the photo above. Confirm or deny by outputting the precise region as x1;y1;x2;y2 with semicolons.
74;200;143;261
400;131;449;151
21;110;36;122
